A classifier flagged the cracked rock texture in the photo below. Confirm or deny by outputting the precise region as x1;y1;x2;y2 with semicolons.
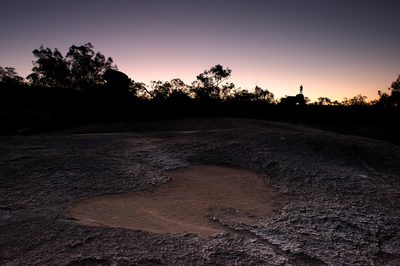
1;117;399;265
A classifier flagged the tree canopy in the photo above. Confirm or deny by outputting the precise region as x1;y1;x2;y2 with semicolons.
192;64;232;100
377;74;400;107
0;66;24;85
27;43;117;89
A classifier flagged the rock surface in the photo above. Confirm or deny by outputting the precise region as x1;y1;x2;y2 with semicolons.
1;117;399;265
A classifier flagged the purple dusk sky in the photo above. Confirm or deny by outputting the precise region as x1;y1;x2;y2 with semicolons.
1;0;399;102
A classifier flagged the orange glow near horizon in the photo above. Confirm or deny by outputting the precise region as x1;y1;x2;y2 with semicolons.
114;62;386;103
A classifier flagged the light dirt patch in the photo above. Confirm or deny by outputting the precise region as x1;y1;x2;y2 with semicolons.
67;165;286;236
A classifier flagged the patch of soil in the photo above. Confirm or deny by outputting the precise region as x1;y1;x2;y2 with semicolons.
67;165;286;236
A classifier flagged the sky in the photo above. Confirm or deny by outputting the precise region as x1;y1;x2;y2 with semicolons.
1;0;399;102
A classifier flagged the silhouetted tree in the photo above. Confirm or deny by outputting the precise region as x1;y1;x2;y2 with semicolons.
341;98;350;106
378;74;400;106
317;97;332;106
27;46;70;87
151;80;174;100
66;43;116;90
391;74;400;91
170;78;190;96
196;64;232;87
229;87;274;103
131;81;150;99
135;79;190;101
192;64;232;100
349;94;368;106
220;82;235;101
254;86;275;103
28;43;116;89
233;89;252;101
0;66;24;84
377;90;391;107
369;99;379;106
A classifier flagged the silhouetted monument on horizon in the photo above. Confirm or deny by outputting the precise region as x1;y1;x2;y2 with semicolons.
279;85;305;106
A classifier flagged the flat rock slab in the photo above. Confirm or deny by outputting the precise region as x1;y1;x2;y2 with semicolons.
1;117;400;265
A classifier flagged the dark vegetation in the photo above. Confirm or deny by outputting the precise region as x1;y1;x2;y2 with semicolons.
1;43;400;145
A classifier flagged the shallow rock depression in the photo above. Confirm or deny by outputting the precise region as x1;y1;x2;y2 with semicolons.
68;164;284;236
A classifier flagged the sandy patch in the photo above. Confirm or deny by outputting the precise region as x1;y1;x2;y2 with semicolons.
67;165;286;236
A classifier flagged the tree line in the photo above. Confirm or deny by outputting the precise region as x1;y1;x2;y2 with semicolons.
2;43;400;107
1;42;400;137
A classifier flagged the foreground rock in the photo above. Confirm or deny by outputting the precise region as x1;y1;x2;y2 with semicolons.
1;117;399;265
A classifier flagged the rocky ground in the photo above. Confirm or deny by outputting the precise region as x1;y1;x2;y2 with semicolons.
1;117;400;265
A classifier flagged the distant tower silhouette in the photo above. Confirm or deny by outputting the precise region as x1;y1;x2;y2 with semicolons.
300;85;303;94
